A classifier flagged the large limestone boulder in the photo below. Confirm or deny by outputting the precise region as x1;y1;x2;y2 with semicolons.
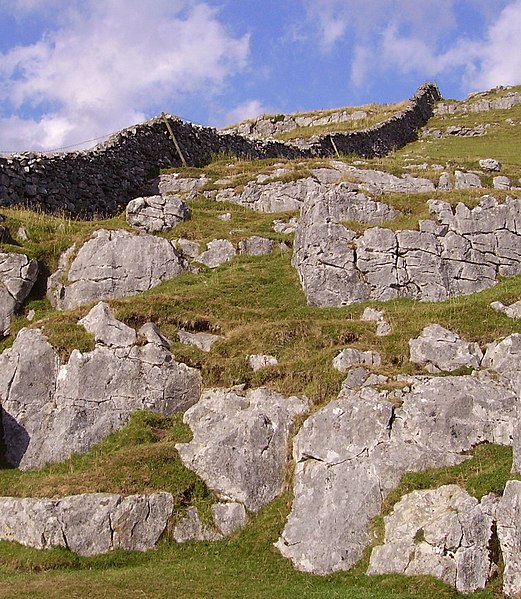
276;371;516;574
294;194;521;306
0;493;172;556
176;387;309;512
0;303;201;469
126;194;190;233
47;229;189;310
497;480;521;597
409;324;483;372
367;485;497;593
0;252;38;336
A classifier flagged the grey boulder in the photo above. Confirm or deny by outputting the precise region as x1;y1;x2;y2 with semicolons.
0;304;201;469
479;158;502;172
195;239;236;269
490;300;521;320
332;348;381;372
178;330;223;352
238;236;275;256
409;324;483;372
126;194;190;233
176;387;309;512
0;252;38;336
368;485;497;593
48;229;189;310
0;493;172;556
497;480;521;597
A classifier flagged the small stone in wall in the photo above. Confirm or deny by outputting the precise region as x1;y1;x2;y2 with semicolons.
247;354;278;371
126;194;190;233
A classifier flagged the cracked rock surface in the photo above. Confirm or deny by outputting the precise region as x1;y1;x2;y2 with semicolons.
0;252;38;336
497;480;521;597
0;492;173;556
0;303;201;469
176;387;309;512
409;324;483;372
293;194;521;306
126;194;191;233
367;485;497;593
47;229;189;310
275;369;516;574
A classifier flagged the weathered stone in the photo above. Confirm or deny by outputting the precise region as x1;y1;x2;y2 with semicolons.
238;236;275;256
78;301;136;347
497;480;521;597
479;158;502;172
490;300;521;319
437;171;452;190
176;387;309;512
0;493;172;556
175;238;201;259
172;507;221;543
47;229;189;310
158;174;209;195
294;194;521;307
178;330;223;352
409;324;483;372
195;239;236;268
126;194;190;233
344;167;435;195
247;354;278;371
339;367;370;391
0;252;38;336
454;170;482;189
332;348;381;372
361;307;392;336
273;217;298;234
211;502;247;536
493;176;512;190
368;485;497;593
0;307;201;469
276;371;516;574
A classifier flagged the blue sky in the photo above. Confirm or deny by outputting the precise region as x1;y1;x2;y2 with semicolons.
0;0;520;152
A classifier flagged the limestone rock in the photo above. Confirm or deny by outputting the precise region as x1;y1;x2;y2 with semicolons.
409;324;483;372
0;493;172;556
178;330;223;352
276;371;516;574
0;252;38;336
0;306;201;469
344;167;435;195
212;502;247;536
497;480;521;597
454;170;482;189
195;239;236;268
126;194;190;233
158;174;209;194
47;229;189;310
479;158;502;172
361;307;391;336
176;387;309;512
247;354;278;371
332;348;381;372
175;238;201;259
293;194;521;307
368;485;497;593
490;300;521;319
78;301;136;347
494;176;512;190
173;507;221;543
437;172;452;191
273;217;298;234
238;236;275;256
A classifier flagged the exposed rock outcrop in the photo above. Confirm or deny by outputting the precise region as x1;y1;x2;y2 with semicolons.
0;304;201;469
409;324;483;372
367;485;497;593
176;387;309;512
0;252;38;336
194;239;236;269
276;370;516;574
47;229;189;310
0;492;173;556
497;480;521;597
293;194;521;306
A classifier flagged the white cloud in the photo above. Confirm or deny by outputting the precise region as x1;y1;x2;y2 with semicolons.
222;99;270;127
0;0;249;151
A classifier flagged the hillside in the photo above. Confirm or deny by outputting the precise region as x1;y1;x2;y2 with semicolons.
0;84;520;598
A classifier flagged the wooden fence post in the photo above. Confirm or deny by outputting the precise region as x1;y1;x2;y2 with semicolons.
161;112;188;167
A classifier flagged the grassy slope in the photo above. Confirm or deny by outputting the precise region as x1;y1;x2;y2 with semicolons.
0;85;520;597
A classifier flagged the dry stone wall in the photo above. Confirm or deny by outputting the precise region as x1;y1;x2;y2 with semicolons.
0;84;440;216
